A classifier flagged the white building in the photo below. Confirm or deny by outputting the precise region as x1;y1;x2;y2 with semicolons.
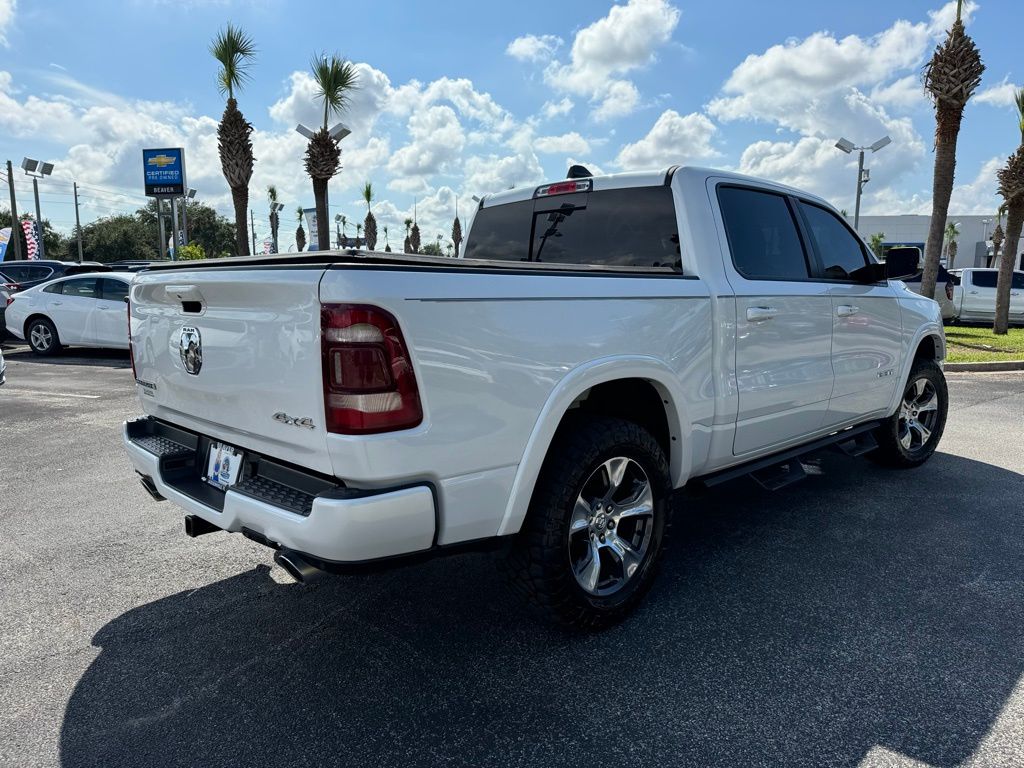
855;214;1021;270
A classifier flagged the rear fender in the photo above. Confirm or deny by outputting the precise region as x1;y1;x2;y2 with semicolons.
496;355;691;537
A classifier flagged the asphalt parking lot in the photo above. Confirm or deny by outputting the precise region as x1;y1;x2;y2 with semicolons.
1;343;1023;768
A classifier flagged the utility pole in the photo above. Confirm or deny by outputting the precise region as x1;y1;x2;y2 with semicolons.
250;209;257;254
157;199;167;260
171;197;179;258
5;160;24;260
73;181;83;262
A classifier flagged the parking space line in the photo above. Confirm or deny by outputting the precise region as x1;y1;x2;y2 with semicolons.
2;388;102;399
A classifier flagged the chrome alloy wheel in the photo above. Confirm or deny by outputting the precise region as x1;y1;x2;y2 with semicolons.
568;457;655;597
30;323;53;352
898;377;940;452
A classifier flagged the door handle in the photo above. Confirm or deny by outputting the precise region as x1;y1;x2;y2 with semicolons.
836;304;860;317
746;306;778;322
969;290;979;295
52;301;62;306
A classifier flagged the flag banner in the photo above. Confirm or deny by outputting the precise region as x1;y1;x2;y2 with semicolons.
21;220;39;259
304;207;319;251
262;239;273;255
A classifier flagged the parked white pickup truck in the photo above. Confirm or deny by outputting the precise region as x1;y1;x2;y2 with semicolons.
123;167;947;629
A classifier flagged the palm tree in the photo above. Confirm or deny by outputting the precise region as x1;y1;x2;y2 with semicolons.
267;185;280;253
989;204;1006;268
919;0;985;300
211;24;257;256
305;53;358;252
339;214;348;247
355;222;362;248
868;232;885;259
383;225;392;252
362;181;377;250
994;91;1024;334
403;218;413;253
943;221;960;268
452;197;463;258
295;206;306;252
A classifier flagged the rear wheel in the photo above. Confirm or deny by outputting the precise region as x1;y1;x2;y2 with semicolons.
27;317;61;356
505;416;672;630
869;359;947;468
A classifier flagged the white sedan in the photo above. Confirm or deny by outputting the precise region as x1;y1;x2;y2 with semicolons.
4;271;133;356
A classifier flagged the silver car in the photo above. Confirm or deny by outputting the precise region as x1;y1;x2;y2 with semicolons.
0;347;6;385
902;264;956;320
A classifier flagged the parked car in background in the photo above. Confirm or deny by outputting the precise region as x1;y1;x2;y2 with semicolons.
107;260;171;272
0;346;6;385
902;264;956;320
0;271;19;340
0;260;110;291
949;268;1024;324
4;272;133;355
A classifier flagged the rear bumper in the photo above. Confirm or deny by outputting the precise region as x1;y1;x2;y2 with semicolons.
122;417;436;563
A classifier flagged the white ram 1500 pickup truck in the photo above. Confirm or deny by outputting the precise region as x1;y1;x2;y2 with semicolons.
123;167;947;629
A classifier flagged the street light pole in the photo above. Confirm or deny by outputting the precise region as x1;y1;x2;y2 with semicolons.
5;159;24;261
73;182;83;263
250;209;257;254
835;136;891;232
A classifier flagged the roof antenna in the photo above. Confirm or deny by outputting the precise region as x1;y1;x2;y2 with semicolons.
567;164;592;179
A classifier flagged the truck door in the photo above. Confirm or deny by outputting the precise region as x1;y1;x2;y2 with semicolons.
715;184;834;456
793;200;902;424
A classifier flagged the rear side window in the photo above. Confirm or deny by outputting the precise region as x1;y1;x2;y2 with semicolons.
798;202;869;280
42;282;64;294
101;278;129;302
61;278;99;298
970;271;998;288
1014;273;1024;290
464;186;681;270
718;186;810;280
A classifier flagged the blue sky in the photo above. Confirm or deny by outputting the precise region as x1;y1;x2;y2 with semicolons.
0;0;1020;250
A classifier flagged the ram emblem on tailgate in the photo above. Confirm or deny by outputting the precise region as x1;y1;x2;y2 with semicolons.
179;326;202;375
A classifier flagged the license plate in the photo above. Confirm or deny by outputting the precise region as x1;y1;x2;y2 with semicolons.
205;442;244;490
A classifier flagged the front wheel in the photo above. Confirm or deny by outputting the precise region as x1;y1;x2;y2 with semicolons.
504;416;672;630
869;359;948;468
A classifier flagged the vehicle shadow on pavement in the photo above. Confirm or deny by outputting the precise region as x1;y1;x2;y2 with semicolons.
1;344;130;368
59;452;1024;767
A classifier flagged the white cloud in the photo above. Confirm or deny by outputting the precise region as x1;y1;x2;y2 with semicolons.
511;0;680;121
616;110;719;169
871;76;927;109
541;97;574;119
387;104;466;179
534;131;591;155
506;34;563;63
975;79;1022;108
948;156;1004;214
0;0;14;46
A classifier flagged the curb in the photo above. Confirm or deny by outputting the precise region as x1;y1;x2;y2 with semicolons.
945;360;1024;372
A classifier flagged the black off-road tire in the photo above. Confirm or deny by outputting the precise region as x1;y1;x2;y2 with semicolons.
504;415;672;631
26;317;61;356
868;359;948;468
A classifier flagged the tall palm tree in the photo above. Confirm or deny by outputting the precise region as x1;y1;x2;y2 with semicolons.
989;203;1006;268
410;202;421;254
943;220;960;268
211;24;257;256
452;197;463;258
994;91;1024;334
305;53;358;251
868;232;885;259
362;182;377;250
383;225;392;253
267;185;280;253
339;214;348;247
295;205;306;253
403;218;413;253
919;0;985;300
356;222;362;248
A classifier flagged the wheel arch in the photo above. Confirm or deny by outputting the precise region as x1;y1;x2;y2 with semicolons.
23;313;56;340
886;325;945;416
496;356;692;537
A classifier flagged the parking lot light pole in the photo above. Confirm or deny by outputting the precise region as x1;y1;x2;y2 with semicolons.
834;136;891;230
5;159;24;260
21;157;54;258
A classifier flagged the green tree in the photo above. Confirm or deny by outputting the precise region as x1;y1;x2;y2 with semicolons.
419;241;444;256
452;198;463;258
382;224;391;252
403;217;412;253
78;214;159;263
943;221;960;268
211;23;257;256
137;199;235;259
920;0;985;300
268;185;280;253
362;181;377;250
994;90;1024;334
295;206;306;252
305;52;358;251
176;243;207;261
868;232;886;259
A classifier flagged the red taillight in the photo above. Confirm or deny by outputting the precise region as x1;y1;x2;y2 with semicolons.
5;296;13;307
127;298;137;380
535;179;591;197
945;281;954;301
321;304;423;434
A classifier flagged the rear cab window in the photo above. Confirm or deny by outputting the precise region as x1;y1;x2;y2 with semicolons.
464;184;682;271
970;271;998;288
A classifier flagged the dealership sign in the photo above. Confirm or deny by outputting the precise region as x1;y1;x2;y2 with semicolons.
143;148;186;197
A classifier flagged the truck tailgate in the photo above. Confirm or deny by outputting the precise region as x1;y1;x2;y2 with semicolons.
129;267;332;475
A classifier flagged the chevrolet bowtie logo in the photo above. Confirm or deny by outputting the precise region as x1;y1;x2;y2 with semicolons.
147;154;176;168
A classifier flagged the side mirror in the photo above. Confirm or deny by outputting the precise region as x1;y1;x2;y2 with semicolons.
885;247;921;280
